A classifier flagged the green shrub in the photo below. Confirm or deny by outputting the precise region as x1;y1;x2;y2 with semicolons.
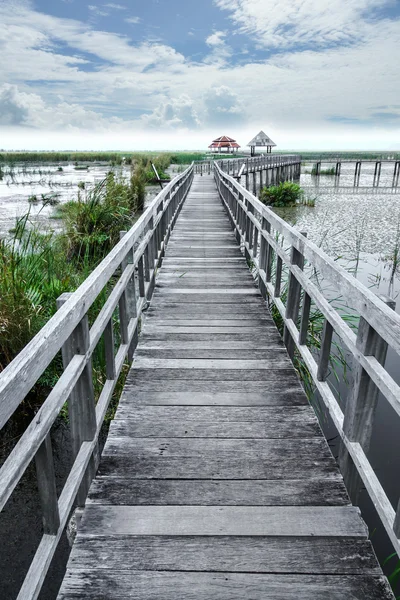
260;182;304;207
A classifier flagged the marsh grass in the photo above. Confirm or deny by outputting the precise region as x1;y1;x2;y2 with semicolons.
59;172;140;262
0;170;145;420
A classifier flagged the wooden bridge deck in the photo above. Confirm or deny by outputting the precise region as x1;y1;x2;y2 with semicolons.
58;175;393;599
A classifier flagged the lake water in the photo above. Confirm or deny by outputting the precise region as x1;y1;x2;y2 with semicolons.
0;162;164;236
1;160;400;597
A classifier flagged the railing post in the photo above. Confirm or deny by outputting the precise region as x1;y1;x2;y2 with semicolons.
299;293;312;345
120;231;138;360
34;433;60;534
56;293;97;507
339;295;395;503
283;233;307;360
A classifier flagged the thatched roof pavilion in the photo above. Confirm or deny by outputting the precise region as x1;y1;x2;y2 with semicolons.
209;135;240;153
247;130;276;156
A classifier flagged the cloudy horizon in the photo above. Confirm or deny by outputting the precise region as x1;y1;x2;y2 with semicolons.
0;0;399;151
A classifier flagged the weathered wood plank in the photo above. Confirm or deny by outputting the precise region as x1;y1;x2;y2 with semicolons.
150;293;264;304
135;348;287;360
67;537;379;574
88;476;349;506
132;358;292;370
143;319;272;327
138;338;284;348
120;390;307;406
110;406;319;438
129;368;300;381
79;505;366;537
99;437;339;480
58;571;394;600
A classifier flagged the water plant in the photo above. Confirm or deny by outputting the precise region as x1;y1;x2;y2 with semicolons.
260;182;304;207
311;165;336;175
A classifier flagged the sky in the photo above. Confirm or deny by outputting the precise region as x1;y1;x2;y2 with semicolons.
0;0;399;151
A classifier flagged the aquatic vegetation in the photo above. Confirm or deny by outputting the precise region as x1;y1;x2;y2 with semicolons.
311;166;336;175
260;182;304;207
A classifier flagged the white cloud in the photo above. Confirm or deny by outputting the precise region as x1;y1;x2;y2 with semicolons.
88;5;109;17
0;0;399;148
206;31;226;47
104;3;126;9
141;95;201;129
204;30;232;65
0;84;114;130
125;16;141;24
214;0;396;49
204;85;244;126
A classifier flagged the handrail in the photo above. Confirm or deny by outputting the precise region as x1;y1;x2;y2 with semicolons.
214;161;400;555
0;162;194;600
194;154;301;176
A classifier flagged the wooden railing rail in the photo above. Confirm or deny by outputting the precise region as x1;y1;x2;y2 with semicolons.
194;154;301;177
214;161;400;554
0;163;194;600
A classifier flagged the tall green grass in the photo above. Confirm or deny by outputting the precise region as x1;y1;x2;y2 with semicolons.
0;169;148;414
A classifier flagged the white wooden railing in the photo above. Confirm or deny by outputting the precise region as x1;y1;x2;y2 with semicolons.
194;154;301;176
214;161;400;555
0;163;194;600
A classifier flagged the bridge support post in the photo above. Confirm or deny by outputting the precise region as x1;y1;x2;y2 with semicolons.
339;295;395;504
252;170;257;196
120;231;139;360
354;161;361;186
57;293;98;507
283;233;307;360
373;162;381;187
258;217;271;300
34;433;61;535
393;161;400;187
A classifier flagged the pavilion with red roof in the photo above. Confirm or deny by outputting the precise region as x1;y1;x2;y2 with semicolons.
208;135;240;154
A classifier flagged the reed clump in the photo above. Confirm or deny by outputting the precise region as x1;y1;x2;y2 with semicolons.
260;182;304;207
59;172;142;262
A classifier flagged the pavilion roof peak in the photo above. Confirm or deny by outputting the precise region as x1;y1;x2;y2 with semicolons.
247;130;276;147
212;135;237;143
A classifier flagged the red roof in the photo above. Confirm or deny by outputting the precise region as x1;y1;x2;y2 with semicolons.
209;135;240;149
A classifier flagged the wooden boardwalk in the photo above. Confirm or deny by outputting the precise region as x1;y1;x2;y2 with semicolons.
58;175;393;599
